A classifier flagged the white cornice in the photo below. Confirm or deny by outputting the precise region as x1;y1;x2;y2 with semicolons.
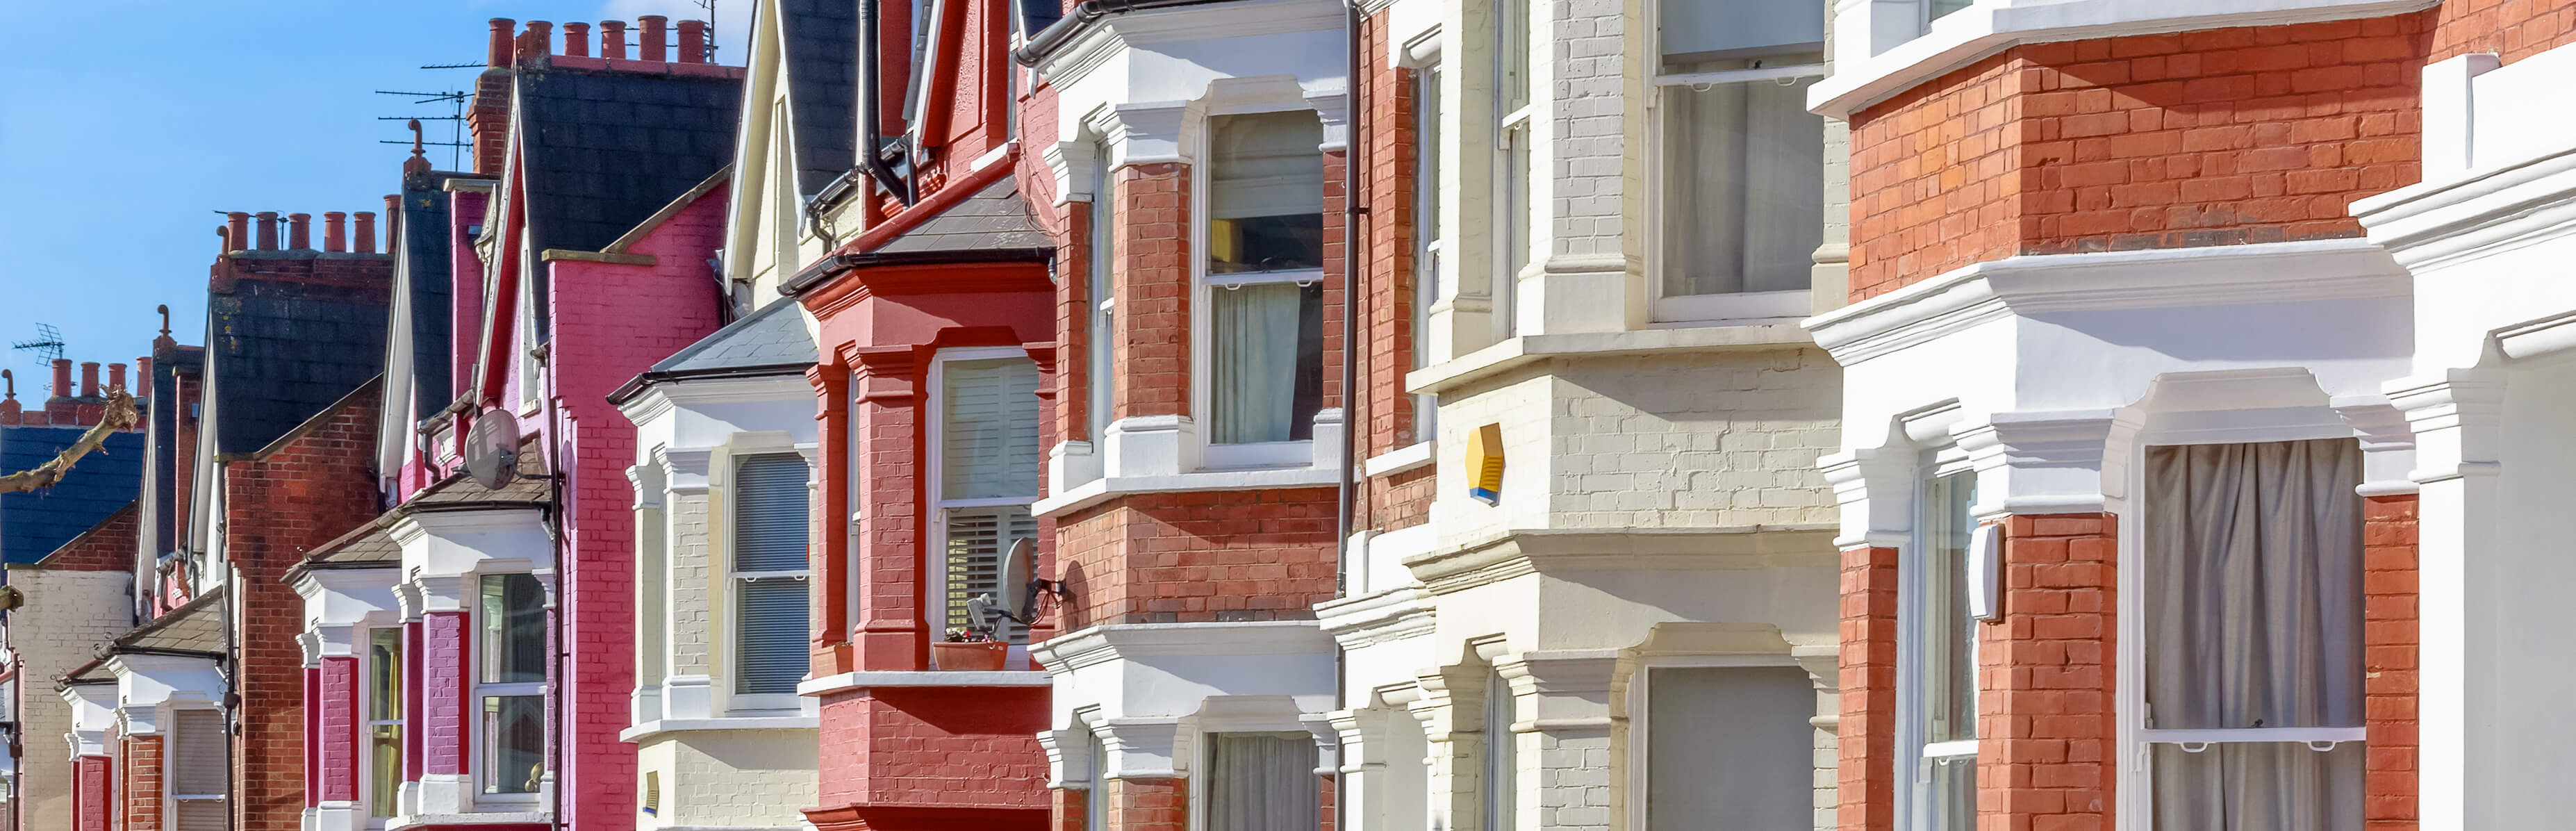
1033;0;1350;88
1401;527;1841;595
2354;146;2576;273
1803;239;2409;365
1314;586;1435;647
795;670;1051;698
1406;323;1816;396
1030;621;1335;673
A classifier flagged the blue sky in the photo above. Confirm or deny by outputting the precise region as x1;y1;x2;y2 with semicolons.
0;0;751;400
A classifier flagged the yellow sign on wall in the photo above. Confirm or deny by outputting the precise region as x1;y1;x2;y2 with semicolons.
1466;422;1503;504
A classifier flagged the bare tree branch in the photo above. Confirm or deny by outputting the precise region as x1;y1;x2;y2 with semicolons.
0;390;140;495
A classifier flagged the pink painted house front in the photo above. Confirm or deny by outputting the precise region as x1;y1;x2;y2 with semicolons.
286;17;741;831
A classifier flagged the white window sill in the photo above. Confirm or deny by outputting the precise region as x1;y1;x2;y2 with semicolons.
1364;441;1435;478
797;670;1053;697
1922;738;1979;759
389;809;550;831
618;714;821;743
1407;323;1816;396
1033;465;1343;518
1810;0;2439;117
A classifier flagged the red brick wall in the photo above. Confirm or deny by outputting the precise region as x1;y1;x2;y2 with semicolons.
2364;494;2420;830
808;686;1051;829
121;736;161;831
1051;787;1086;831
1109;163;1191;420
1368;464;1435;534
222;386;381;831
40;502;138;571
1837;545;1897;831
1981;513;2119;830
2430;0;2576;62
1050;488;1339;630
1353;7;1434;536
1847;15;2429;300
1104;777;1185;831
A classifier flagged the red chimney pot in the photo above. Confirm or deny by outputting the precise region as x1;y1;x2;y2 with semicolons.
525;21;554;58
640;15;669;61
564;22;591;57
108;363;126;393
225;212;249;252
79;362;99;399
324;212;347;253
356;211;379;254
289;213;312;249
254;212;279;249
677;20;707;63
488;18;515;67
602;21;629;60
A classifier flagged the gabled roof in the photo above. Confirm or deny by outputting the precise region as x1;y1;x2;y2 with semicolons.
777;0;859;197
518;68;746;257
397;172;475;422
110;586;224;657
208;261;393;456
0;426;145;564
611;297;817;405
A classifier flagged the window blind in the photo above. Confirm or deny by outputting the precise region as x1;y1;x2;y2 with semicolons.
733;454;811;573
944;506;1037;636
734;577;811;696
170;709;226;798
942;358;1042;500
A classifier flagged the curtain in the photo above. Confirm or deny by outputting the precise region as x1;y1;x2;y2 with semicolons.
1660;66;1824;297
1206;734;1319;831
1211;283;1317;444
2143;438;2364;830
1645;666;1816;830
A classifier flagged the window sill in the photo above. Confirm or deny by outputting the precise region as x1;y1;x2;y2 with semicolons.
1364;442;1435;478
388;809;549;831
1033;465;1342;518
618;714;821;742
796;670;1052;697
1407;323;1816;396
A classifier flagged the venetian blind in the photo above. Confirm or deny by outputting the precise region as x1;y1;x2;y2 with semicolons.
732;454;811;573
942;358;1042;500
944;505;1037;637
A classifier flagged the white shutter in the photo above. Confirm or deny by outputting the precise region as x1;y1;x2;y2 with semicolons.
734;577;810;695
733;454;811;573
942;358;1041;501
170;708;228;831
944;506;1037;636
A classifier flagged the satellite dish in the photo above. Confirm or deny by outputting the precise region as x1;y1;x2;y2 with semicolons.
463;409;522;491
968;537;1043;637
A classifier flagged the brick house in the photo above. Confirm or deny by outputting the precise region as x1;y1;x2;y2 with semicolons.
1803;0;2576;829
274;17;741;831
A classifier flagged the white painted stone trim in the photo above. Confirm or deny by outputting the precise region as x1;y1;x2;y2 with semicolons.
1364;441;1436;478
1405;323;1815;395
616;715;820;743
795;670;1052;697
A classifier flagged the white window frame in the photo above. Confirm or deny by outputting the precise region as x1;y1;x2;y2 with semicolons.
1642;0;1826;326
1489;0;1530;343
1089;138;1118;447
727;450;814;713
1621;653;1807;831
472;571;546;805
362;625;406;825
165;707;227;830
1898;450;1979;831
517;267;542;416
1190;104;1329;472
2115;431;2369;830
923;347;1042;665
1410;60;1443;442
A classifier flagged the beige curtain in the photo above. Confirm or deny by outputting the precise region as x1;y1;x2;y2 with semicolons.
1206;733;1319;831
2142;438;2364;830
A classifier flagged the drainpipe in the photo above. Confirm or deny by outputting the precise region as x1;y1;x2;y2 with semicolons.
1333;6;1364;831
538;397;570;831
857;0;916;206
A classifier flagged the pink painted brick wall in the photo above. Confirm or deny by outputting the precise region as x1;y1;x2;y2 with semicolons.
320;657;359;803
423;611;468;776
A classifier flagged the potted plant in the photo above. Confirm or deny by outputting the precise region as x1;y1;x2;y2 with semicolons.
932;626;1008;671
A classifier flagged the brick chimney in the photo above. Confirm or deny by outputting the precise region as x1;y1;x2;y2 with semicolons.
324;212;347;252
356;211;379;254
640;15;668;61
288;213;312;249
471;19;517;175
602;20;628;60
255;212;279;249
677;20;706;63
564;22;591;57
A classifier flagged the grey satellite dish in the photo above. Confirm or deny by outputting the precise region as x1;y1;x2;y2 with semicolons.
968;538;1045;636
463;409;522;491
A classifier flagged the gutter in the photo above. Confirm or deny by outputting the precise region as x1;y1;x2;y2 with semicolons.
606;362;818;408
1014;0;1246;67
779;247;1057;297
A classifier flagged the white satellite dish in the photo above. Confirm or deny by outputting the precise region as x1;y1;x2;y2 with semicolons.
967;537;1046;637
463;409;522;491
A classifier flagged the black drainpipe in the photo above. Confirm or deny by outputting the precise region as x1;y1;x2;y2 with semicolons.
1332;6;1364;831
858;0;916;206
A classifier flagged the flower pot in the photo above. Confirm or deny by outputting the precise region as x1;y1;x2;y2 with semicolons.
932;641;1008;671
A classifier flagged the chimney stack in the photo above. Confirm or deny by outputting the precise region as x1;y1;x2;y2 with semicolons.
289;213;312;249
255;212;279;249
641;16;668;61
356;211;379;254
108;362;126;393
1;370;16;422
79;362;99;399
564;22;591;57
227;212;250;252
155;304;176;352
677;20;706;63
324;212;347;252
488;18;515;67
602;20;629;60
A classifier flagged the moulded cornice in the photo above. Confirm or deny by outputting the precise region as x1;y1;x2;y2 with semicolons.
1030;621;1336;673
1314;586;1435;647
1402;527;1841;595
2354;146;2576;272
1803;239;2409;365
1032;0;1350;88
1407;322;1816;396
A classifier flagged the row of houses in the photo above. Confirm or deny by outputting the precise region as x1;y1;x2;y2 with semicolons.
1;0;2570;830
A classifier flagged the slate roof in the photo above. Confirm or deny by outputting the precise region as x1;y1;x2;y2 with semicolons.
0;425;145;565
113;586;224;656
398;174;468;423
871;176;1053;255
208;268;392;456
777;0;859;197
659;299;815;374
146;345;203;557
409;434;552;508
518;69;745;257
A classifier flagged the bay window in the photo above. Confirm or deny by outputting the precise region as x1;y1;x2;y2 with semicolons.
1492;0;1528;339
1090;140;1118;443
1412;63;1442;436
478;573;545;796
732;454;811;706
368;627;404;818
932;352;1041;651
1203;110;1326;463
2136;438;2363;829
1642;664;1817;830
1906;470;1976;830
1651;0;1826;322
1205;733;1319;831
169;708;226;831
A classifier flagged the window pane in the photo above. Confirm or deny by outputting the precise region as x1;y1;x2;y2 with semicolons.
2142;439;2363;731
1919;471;1977;744
371;721;403;817
170;709;226;797
1206;734;1319;831
943;357;1043;499
1930;0;1974;22
480;573;545;684
1209;281;1324;445
1496;0;1529;113
1089;143;1118;440
1208;111;1325;276
368;628;404;818
1500;121;1528;338
1659;65;1824;297
1658;0;1825;61
734;454;811;573
1484;673;1515;831
172;800;227;831
2149;742;2361;830
945;506;1038;638
1927;756;1975;830
1644;666;1815;830
1412;65;1442;436
369;628;404;721
1085;730;1109;831
735;577;811;696
482;695;545;794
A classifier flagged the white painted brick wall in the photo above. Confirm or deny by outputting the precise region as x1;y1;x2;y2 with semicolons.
636;730;819;829
1548;348;1841;529
666;488;712;677
5;568;135;831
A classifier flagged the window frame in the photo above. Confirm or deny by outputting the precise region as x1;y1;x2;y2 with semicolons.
2115;436;2370;830
1483;670;1517;831
165;707;228;831
1410;61;1443;440
923;347;1043;663
364;625;406;823
472;571;546;804
1190;730;1323;831
1189;104;1330;471
1899;457;1981;831
1088;138;1118;446
727;452;814;712
1622;653;1810;831
1489;0;1530;343
1640;0;1827;326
